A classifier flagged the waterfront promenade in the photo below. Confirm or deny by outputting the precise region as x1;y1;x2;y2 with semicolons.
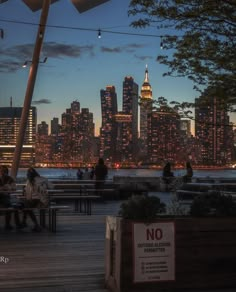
0;200;122;292
1;193;236;292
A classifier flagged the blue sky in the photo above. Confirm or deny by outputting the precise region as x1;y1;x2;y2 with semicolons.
0;0;198;135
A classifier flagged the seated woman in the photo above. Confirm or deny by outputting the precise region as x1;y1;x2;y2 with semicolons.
22;167;50;232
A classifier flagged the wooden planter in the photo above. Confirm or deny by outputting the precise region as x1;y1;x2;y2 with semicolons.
105;216;236;292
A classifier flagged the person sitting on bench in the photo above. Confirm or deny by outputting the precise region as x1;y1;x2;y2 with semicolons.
0;165;22;231
22;167;50;232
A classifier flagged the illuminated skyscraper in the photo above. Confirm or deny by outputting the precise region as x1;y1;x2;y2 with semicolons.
60;101;95;164
147;107;181;163
79;108;95;163
37;121;48;136
100;86;118;162
51;117;60;135
114;112;132;162
0;106;36;167
36;121;51;165
140;65;153;156
122;76;139;160
195;95;233;165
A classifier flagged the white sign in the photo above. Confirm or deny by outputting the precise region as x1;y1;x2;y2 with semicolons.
133;222;175;283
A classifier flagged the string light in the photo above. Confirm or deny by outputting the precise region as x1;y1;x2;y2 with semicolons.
98;29;101;39
0;18;166;40
22;57;48;68
160;36;163;49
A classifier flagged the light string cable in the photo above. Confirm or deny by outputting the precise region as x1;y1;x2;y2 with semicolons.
0;18;165;40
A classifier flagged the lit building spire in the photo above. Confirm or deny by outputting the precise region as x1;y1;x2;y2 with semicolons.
141;64;152;99
144;64;149;83
140;65;153;157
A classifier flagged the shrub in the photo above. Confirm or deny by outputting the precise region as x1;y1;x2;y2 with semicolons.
119;195;166;220
190;191;236;217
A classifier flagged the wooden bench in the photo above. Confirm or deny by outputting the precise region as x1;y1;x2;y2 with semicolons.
176;189;206;200
0;205;71;233
49;194;100;215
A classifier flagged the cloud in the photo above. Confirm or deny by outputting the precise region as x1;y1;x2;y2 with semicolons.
0;60;22;73
100;43;147;54
0;41;148;73
32;99;52;105
134;54;153;61
100;46;122;53
43;42;94;58
0;42;95;73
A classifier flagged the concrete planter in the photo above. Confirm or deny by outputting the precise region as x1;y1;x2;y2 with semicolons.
105;216;236;292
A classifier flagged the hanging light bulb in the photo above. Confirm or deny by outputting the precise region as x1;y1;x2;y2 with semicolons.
98;29;101;39
22;61;28;68
160;36;163;49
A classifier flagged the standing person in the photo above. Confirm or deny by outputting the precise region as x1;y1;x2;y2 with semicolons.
0;165;21;230
90;166;95;180
162;162;175;191
162;162;174;178
183;161;193;183
22;167;50;232
83;167;91;180
94;158;108;193
76;168;83;180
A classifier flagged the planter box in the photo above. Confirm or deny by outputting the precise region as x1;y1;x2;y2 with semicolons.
105;216;236;292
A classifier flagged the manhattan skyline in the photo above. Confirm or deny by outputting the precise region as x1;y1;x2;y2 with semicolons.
0;0;199;135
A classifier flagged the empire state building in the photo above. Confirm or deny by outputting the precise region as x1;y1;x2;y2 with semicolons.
140;65;153;155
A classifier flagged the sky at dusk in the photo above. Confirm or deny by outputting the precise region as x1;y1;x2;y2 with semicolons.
0;0;199;135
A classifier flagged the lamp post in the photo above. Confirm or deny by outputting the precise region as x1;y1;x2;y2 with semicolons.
10;0;51;179
22;57;48;68
0;0;110;179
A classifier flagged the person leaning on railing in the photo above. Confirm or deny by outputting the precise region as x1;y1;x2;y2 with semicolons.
95;158;108;192
183;161;193;183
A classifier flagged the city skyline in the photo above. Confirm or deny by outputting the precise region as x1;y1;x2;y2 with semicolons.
0;0;199;135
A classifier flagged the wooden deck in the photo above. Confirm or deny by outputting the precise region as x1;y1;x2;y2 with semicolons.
0;200;123;292
1;194;234;292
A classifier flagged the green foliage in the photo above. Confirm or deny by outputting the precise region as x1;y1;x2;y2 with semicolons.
119;195;166;220
167;196;189;216
190;192;236;217
129;0;236;98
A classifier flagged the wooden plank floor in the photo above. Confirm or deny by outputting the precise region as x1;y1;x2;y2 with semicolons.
0;200;123;292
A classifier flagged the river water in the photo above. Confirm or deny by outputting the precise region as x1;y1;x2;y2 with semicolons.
16;167;236;180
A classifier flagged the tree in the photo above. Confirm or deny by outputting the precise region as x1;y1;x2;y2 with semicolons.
128;0;236;99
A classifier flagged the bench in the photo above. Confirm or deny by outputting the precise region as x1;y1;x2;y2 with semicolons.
0;205;71;233
176;189;206;201
49;194;100;215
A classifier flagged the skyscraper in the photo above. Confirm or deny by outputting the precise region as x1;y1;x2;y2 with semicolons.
36;121;52;165
195;95;233;165
140;65;153;157
0;106;37;167
122;76;139;160
147;107;181;163
37;121;48;136
100;85;118;162
51;117;60;135
79;108;95;163
114;112;132;163
60;101;95;165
